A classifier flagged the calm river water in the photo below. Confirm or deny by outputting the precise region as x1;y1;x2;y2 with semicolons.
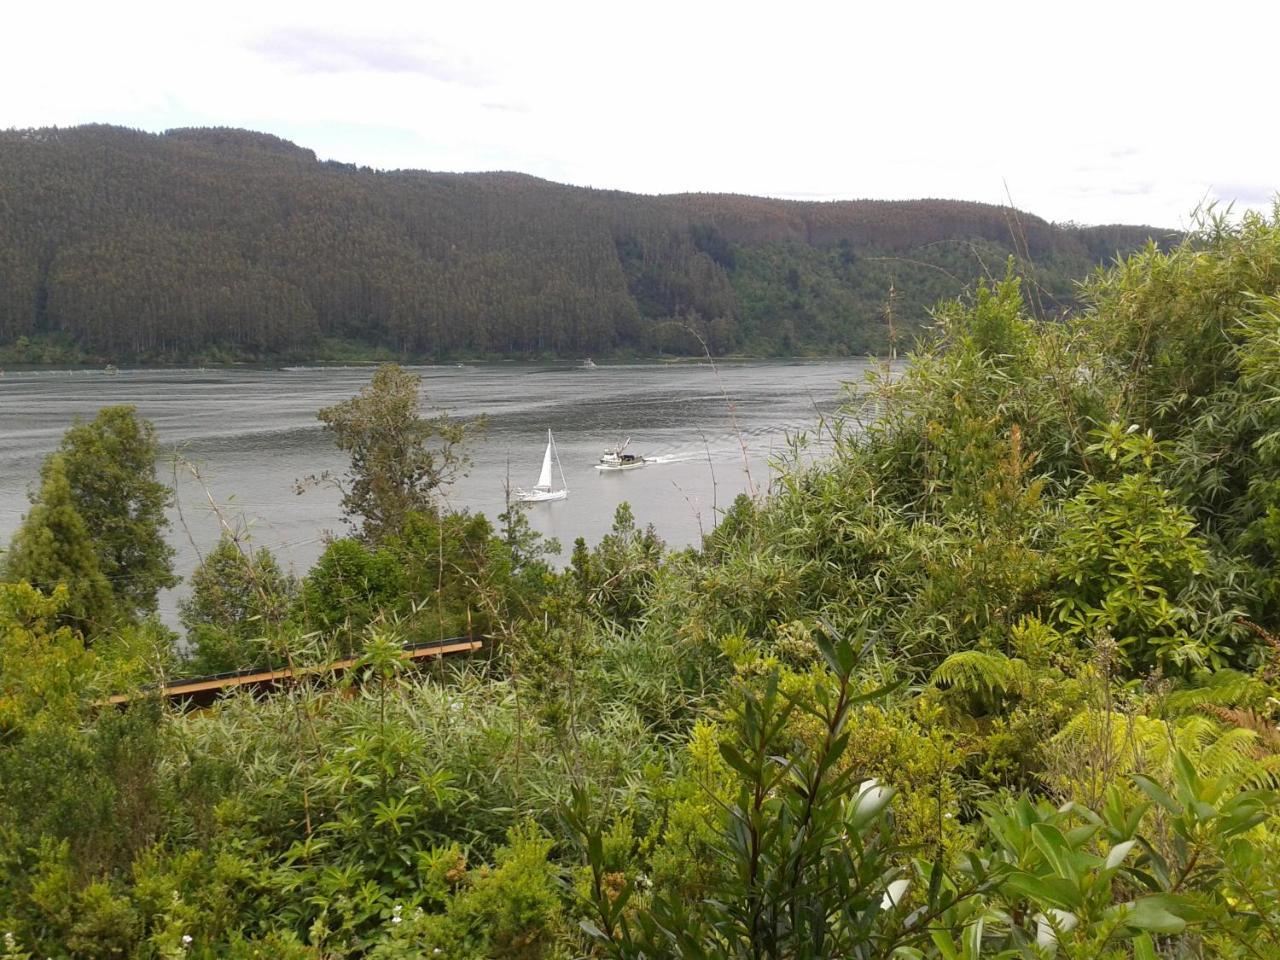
0;360;875;624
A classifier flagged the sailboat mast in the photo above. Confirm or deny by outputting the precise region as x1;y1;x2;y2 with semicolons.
551;430;568;491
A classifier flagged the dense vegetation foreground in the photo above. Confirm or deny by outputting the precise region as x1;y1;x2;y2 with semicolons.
0;125;1173;363
3;210;1280;957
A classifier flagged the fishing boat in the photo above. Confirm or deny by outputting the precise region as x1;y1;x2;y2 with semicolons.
515;430;569;503
595;437;647;471
580;357;598;369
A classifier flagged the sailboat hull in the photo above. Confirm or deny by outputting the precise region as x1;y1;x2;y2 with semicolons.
514;488;568;503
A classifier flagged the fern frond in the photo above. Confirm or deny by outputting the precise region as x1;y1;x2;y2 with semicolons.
1174;714;1224;754
1053;710;1172;771
1165;669;1275;713
1199;705;1280;752
930;650;1032;699
1237;753;1280;791
1197;727;1262;784
1053;709;1280;795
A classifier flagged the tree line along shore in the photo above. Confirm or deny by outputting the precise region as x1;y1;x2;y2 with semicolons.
0;125;1176;365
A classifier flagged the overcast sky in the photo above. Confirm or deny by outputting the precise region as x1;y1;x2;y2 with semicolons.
5;0;1276;227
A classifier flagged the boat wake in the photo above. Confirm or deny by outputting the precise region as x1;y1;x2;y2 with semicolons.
643;453;703;465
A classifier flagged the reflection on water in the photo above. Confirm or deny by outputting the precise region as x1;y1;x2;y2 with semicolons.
0;360;877;623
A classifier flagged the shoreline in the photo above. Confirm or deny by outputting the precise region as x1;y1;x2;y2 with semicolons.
0;354;889;374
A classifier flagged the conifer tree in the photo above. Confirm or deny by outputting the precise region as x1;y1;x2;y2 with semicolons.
180;535;294;674
180;536;292;636
54;406;176;618
3;455;115;631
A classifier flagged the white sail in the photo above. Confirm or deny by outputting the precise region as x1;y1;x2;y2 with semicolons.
515;429;567;503
536;433;554;490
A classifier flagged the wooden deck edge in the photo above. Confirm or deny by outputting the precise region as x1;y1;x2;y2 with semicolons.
105;638;483;706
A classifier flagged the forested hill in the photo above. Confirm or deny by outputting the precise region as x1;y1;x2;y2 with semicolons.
0;124;1176;362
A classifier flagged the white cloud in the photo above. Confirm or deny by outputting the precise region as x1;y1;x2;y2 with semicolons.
4;0;1277;226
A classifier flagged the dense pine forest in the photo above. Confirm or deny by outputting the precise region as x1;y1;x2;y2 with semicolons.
0;125;1176;363
1;208;1279;957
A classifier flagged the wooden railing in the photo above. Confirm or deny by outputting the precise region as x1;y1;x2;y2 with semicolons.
107;636;483;709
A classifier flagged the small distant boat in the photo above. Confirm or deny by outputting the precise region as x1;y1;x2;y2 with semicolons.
103;364;118;375
595;437;647;471
515;429;569;503
580;357;598;369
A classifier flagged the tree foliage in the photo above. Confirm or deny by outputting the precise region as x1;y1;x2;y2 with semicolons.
313;363;477;542
2;455;115;632
179;535;295;674
53;405;176;618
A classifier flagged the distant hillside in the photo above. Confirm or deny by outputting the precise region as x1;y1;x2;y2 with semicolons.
0;125;1178;362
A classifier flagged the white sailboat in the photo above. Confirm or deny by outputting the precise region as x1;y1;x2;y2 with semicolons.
515;429;569;503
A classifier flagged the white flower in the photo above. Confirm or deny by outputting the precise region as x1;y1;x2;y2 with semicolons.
391;903;404;925
181;934;193;947
880;878;911;910
1034;909;1078;949
1104;839;1137;870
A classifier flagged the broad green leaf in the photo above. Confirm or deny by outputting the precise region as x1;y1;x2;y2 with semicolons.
1004;871;1082;910
929;930;961;960
1132;774;1183;815
1031;823;1074;879
1120;895;1190;935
